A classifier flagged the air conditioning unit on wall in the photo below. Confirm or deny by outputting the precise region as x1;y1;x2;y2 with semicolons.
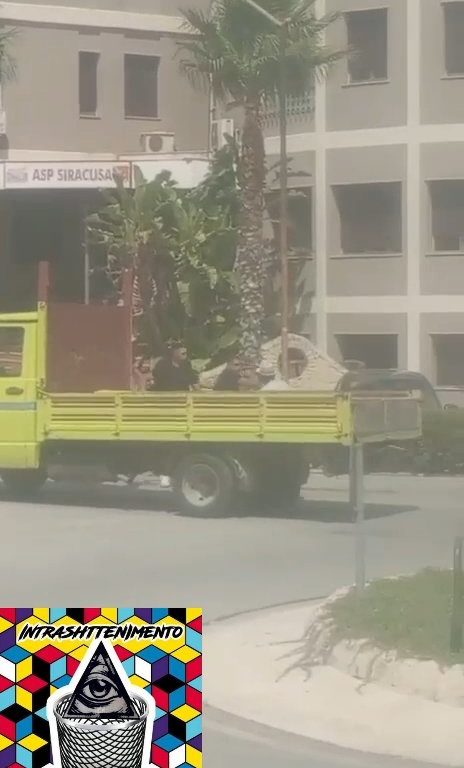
140;131;175;153
210;118;234;151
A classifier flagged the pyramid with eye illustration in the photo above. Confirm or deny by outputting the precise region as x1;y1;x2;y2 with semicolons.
63;641;138;719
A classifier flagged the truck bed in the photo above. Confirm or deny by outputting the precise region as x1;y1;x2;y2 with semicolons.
40;391;421;445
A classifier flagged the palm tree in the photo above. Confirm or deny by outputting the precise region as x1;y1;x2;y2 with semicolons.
179;0;344;365
0;27;16;78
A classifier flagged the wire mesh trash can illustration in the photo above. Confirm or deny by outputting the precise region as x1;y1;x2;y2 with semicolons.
53;694;149;768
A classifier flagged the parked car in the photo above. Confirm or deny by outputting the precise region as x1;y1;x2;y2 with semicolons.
336;368;442;412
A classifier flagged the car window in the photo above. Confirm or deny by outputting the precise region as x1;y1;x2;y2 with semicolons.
0;327;24;377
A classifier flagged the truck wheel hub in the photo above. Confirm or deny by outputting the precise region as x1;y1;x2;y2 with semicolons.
182;464;219;507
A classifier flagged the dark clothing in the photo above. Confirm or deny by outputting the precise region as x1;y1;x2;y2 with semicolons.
152;357;198;392
214;369;241;391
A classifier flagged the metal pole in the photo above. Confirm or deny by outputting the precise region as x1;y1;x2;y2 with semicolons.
350;442;366;596
349;442;356;511
451;536;463;654
83;203;90;305
279;21;289;381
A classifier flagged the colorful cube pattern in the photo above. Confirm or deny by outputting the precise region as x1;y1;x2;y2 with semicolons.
0;609;202;768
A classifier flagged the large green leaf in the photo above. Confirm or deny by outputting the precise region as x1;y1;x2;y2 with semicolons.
85;160;240;365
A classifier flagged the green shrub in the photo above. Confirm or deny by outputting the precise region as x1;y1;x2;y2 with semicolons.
419;410;464;473
326;569;461;665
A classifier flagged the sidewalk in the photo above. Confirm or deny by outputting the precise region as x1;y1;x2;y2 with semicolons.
206;602;464;766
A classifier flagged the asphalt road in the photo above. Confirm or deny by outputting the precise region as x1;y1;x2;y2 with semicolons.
0;472;462;767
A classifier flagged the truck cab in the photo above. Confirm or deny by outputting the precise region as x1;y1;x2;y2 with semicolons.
0;314;41;469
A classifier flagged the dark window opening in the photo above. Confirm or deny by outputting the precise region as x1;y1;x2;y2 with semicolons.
428;180;464;252
124;54;159;118
0;327;23;377
346;8;388;83
277;348;308;379
433;335;464;386
336;334;398;370
333;182;402;255
79;51;99;116
444;2;464;75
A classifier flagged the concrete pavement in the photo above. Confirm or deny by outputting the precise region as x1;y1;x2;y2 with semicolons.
0;473;462;766
205;706;447;768
207;601;464;766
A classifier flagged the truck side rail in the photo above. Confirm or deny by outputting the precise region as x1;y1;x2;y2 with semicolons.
350;391;422;443
39;391;421;446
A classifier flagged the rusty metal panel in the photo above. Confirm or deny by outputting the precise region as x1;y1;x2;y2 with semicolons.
47;303;131;393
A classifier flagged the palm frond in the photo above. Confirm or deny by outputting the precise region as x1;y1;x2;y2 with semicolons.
179;0;344;104
0;27;17;83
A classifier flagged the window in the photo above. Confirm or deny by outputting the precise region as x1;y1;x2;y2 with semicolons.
346;8;388;83
79;51;99;116
429;180;464;251
124;54;159;118
0;327;23;377
444;2;464;75
433;335;464;385
265;189;313;254
333;182;402;255
336;334;398;370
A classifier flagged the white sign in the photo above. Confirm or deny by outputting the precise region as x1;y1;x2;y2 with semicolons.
4;161;131;189
132;158;209;189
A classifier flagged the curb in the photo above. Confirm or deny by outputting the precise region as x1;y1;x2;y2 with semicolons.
205;598;464;767
205;704;446;768
205;595;328;627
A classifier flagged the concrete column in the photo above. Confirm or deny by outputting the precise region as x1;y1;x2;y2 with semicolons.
314;0;328;354
406;0;421;371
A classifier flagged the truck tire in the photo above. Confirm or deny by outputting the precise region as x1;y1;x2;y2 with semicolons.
1;468;47;497
172;453;234;516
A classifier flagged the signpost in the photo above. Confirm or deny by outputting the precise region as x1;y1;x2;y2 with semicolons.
350;442;366;596
451;536;464;654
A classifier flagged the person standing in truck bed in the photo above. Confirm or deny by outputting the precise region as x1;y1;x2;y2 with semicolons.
150;341;198;490
151;342;198;392
213;357;242;391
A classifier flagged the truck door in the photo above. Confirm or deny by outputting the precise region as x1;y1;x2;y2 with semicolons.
0;323;38;468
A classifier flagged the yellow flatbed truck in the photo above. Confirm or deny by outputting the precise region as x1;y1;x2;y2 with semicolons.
0;298;421;515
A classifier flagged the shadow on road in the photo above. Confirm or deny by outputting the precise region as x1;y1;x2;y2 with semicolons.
178;497;416;522
0;482;417;524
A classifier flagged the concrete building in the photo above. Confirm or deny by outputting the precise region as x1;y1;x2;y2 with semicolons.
264;0;464;387
0;0;211;309
4;0;464;389
1;0;210;157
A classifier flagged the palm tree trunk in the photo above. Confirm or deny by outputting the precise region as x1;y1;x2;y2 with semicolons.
135;242;164;355
236;97;266;366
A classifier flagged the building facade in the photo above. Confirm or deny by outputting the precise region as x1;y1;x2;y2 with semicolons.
0;0;212;310
264;0;464;387
1;0;210;157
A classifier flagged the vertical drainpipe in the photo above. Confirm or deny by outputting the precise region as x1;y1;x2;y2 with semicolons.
208;75;214;157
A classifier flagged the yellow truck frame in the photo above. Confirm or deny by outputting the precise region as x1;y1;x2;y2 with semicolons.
0;305;421;514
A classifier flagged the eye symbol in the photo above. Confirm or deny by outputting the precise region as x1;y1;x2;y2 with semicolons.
82;676;118;702
63;642;138;720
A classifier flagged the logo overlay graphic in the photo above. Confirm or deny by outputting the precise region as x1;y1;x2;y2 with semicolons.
0;609;202;768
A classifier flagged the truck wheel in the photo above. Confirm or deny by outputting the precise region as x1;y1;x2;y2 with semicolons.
1;468;47;497
173;453;234;516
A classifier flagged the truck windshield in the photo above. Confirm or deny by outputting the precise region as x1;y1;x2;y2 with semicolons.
0;327;24;377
